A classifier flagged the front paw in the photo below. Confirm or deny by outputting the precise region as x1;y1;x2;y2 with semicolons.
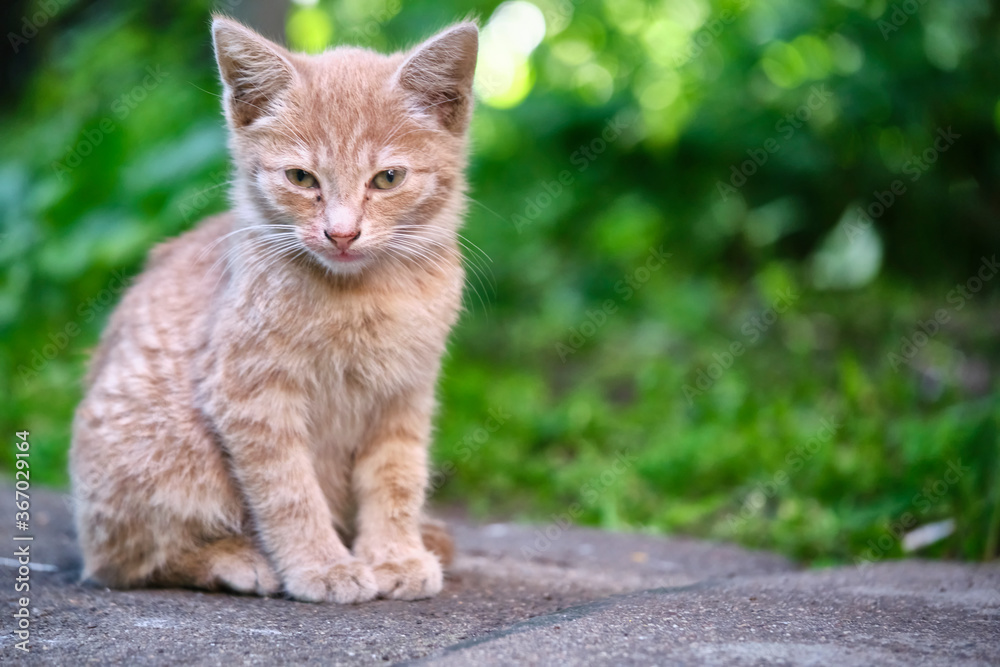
368;549;443;600
283;559;377;604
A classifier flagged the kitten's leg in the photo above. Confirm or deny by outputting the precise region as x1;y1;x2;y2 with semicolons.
72;399;255;593
151;536;281;596
352;393;444;600
208;369;377;604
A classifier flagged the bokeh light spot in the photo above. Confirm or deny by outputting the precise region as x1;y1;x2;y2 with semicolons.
638;73;681;111
827;33;863;74
574;62;615;105
761;41;808;89
475;1;546;109
286;6;333;54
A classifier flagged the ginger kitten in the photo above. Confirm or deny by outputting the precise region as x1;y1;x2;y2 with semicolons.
69;16;477;603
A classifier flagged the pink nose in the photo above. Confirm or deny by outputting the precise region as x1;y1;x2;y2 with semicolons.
324;229;360;251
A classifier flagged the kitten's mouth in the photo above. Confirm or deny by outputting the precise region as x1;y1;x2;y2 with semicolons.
306;235;371;272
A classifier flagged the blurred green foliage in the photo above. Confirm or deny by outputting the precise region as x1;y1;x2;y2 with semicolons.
1;0;998;564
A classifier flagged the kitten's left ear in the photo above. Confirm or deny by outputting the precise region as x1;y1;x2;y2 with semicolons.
212;16;298;129
395;22;479;135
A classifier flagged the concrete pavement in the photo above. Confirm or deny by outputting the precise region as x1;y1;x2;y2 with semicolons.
2;486;997;665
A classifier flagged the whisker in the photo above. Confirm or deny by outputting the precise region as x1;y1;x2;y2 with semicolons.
208;230;302;282
393;228;496;302
464;195;508;226
235;237;308;282
199;224;300;260
379;225;496;313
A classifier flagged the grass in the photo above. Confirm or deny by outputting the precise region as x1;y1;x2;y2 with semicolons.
432;261;1000;566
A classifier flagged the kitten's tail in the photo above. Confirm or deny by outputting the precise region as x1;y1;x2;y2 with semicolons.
420;517;455;568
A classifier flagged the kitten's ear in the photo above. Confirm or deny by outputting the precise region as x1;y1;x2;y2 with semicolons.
395;22;479;135
212;16;297;128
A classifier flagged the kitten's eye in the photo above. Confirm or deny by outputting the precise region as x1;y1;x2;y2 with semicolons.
285;169;318;189
370;168;406;190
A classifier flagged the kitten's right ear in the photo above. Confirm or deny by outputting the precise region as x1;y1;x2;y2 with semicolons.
395;22;479;135
212;16;297;128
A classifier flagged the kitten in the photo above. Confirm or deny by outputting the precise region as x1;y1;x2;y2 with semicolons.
69;16;477;603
